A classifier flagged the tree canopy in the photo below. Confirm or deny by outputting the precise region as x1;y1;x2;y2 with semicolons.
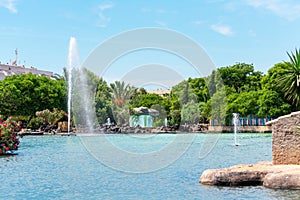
0;73;66;118
1;49;299;129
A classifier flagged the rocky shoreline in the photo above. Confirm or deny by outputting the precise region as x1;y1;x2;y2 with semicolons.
75;123;208;134
200;161;300;189
20;123;275;135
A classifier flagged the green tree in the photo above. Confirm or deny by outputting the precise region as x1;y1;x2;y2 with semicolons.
0;83;21;115
258;63;292;117
188;77;209;102
207;70;217;96
110;81;136;108
94;78;113;124
218;63;262;94
130;93;164;109
204;87;227;124
168;92;181;126
0;74;67;124
171;80;197;105
261;63;287;93
226;91;260;118
204;63;265;123
257;89;291;118
276;49;300;110
181;101;201;124
129;88;147;105
109;81;136;125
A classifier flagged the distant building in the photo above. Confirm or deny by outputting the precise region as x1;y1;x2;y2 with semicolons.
0;64;54;80
147;89;171;96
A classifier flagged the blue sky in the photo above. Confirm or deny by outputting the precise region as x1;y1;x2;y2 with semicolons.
1;0;300;85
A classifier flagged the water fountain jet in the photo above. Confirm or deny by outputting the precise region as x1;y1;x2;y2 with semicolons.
67;37;97;134
67;37;79;133
232;113;239;146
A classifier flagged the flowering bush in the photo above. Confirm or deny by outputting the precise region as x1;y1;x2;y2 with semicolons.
36;108;67;126
0;116;21;154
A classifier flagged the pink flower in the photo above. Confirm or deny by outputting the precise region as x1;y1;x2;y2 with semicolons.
5;147;9;151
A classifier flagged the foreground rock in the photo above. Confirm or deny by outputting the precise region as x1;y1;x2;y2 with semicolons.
263;169;300;189
200;161;300;189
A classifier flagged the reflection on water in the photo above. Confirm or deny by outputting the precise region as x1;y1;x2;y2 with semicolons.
0;133;298;200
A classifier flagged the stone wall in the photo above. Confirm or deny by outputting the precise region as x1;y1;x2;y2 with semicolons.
268;111;300;165
208;125;271;133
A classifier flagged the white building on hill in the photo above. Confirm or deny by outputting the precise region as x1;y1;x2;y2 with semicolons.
0;64;53;80
147;89;171;96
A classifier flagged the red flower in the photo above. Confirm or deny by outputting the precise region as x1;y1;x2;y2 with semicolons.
0;116;20;153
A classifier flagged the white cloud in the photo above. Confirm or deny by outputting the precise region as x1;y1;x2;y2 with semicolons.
246;0;300;21
0;0;18;13
211;24;233;36
96;3;115;28
99;3;114;11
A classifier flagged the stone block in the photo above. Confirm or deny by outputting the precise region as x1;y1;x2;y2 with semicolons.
269;111;300;165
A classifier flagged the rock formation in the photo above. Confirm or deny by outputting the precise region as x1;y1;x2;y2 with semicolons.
200;111;300;190
200;161;300;189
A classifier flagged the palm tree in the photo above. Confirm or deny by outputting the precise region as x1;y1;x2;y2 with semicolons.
110;81;136;108
109;81;136;125
277;48;300;110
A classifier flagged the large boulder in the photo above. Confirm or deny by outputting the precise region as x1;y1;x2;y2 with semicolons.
200;163;272;186
263;169;300;189
200;161;300;189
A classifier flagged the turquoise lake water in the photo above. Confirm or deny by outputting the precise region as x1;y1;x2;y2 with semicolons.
1;133;300;200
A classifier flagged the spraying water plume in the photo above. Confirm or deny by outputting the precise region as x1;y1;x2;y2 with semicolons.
67;37;96;133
